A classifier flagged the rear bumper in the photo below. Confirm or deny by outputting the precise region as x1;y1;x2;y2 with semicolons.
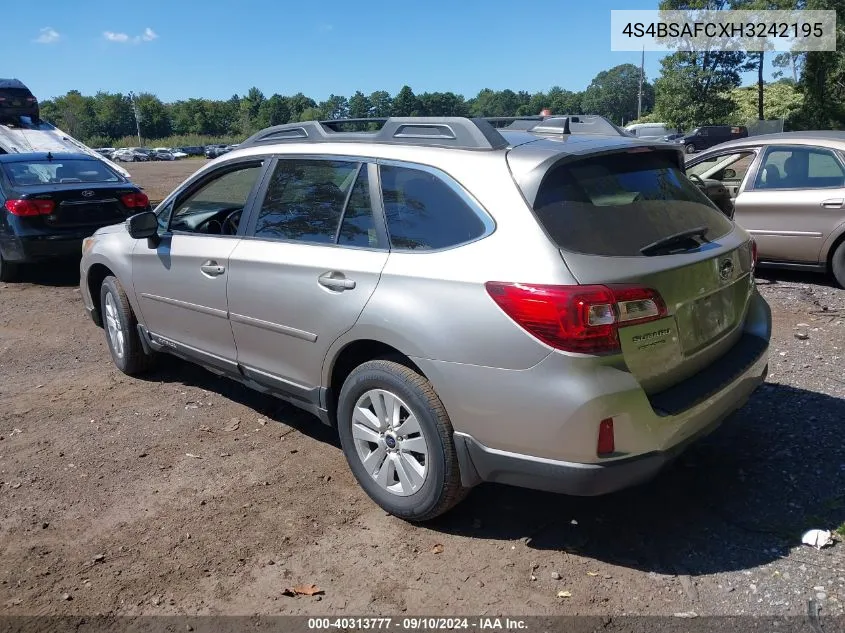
416;290;771;495
0;233;85;262
455;356;767;496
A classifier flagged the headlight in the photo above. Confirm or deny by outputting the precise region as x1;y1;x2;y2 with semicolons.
82;236;96;255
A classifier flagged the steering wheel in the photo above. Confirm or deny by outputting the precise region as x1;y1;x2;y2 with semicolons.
688;173;706;187
221;209;243;235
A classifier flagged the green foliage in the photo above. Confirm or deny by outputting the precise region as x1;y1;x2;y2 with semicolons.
392;86;420;117
654;50;746;128
653;0;747;128
582;64;654;124
348;91;372;119
257;94;291;128
731;82;803;122
797;0;845;128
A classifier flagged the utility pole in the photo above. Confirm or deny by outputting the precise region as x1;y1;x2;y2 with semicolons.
637;46;644;120
129;91;142;146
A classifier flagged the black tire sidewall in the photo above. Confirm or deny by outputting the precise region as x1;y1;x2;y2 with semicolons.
685;143;696;154
832;241;845;288
100;277;132;373
337;364;449;518
0;252;18;283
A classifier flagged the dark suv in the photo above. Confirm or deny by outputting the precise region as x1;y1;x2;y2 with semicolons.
0;79;39;123
681;125;748;154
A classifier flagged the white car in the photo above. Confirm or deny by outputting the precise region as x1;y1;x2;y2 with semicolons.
152;146;187;159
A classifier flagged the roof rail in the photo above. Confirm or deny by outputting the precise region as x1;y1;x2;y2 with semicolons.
239;117;509;151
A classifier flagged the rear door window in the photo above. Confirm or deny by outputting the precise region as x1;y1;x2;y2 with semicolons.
755;146;845;190
253;159;359;243
532;150;733;257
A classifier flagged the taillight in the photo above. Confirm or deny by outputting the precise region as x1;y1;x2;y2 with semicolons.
121;192;150;208
485;282;668;354
4;199;55;217
750;239;758;270
597;418;615;455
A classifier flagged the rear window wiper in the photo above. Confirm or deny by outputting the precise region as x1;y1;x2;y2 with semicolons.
640;226;710;256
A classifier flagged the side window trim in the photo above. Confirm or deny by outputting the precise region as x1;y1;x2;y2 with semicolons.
240;156;278;239
166;158;269;237
374;158;496;253
332;163;364;244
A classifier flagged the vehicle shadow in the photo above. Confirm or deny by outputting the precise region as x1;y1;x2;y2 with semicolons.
137;356;340;448
756;267;840;290
13;258;81;287
431;383;845;576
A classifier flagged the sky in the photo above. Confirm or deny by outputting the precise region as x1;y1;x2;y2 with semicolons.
3;0;780;104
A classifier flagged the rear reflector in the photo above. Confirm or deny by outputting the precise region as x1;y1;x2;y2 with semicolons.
597;418;615;455
485;282;667;354
4;199;55;217
121;192;150;208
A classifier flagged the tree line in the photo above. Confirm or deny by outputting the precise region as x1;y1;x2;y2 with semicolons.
36;0;845;147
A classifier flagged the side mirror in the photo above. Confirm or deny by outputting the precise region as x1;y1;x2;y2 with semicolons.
126;211;160;246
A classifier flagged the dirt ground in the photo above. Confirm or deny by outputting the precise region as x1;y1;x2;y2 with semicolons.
125;159;207;204
1;161;844;618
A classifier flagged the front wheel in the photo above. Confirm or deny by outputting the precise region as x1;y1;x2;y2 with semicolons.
685;143;697;154
337;360;467;521
832;240;845;288
100;276;155;375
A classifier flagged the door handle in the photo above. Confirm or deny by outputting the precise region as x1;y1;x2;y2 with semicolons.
318;272;356;291
200;260;225;276
821;198;844;208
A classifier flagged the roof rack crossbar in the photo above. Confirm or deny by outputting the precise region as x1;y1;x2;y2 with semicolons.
239;117;509;151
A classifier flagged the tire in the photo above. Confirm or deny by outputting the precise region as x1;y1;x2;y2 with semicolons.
832;240;845;288
337;360;467;522
99;275;155;375
685;143;697;154
0;252;19;283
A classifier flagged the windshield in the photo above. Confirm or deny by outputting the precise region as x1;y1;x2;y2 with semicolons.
532;150;733;257
2;159;122;186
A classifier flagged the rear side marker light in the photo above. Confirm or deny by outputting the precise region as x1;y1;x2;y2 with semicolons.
597;418;615;456
485;282;667;354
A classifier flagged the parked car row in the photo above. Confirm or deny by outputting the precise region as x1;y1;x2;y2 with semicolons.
205;143;239;159
625;122;750;153
94;145;209;162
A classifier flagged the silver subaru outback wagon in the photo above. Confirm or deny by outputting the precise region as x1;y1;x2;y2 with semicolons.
80;116;771;521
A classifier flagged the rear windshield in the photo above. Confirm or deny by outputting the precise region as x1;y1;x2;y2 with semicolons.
533;150;733;257
2;159;122;186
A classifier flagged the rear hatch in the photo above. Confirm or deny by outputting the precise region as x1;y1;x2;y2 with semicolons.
508;143;756;395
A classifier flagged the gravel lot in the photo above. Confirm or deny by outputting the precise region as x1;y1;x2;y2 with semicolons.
0;162;843;619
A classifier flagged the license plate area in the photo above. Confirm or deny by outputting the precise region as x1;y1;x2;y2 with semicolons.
678;284;742;354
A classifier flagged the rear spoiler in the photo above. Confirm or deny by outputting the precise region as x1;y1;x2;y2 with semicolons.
508;144;687;210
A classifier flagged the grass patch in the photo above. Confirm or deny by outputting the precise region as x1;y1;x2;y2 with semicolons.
836;523;845;537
